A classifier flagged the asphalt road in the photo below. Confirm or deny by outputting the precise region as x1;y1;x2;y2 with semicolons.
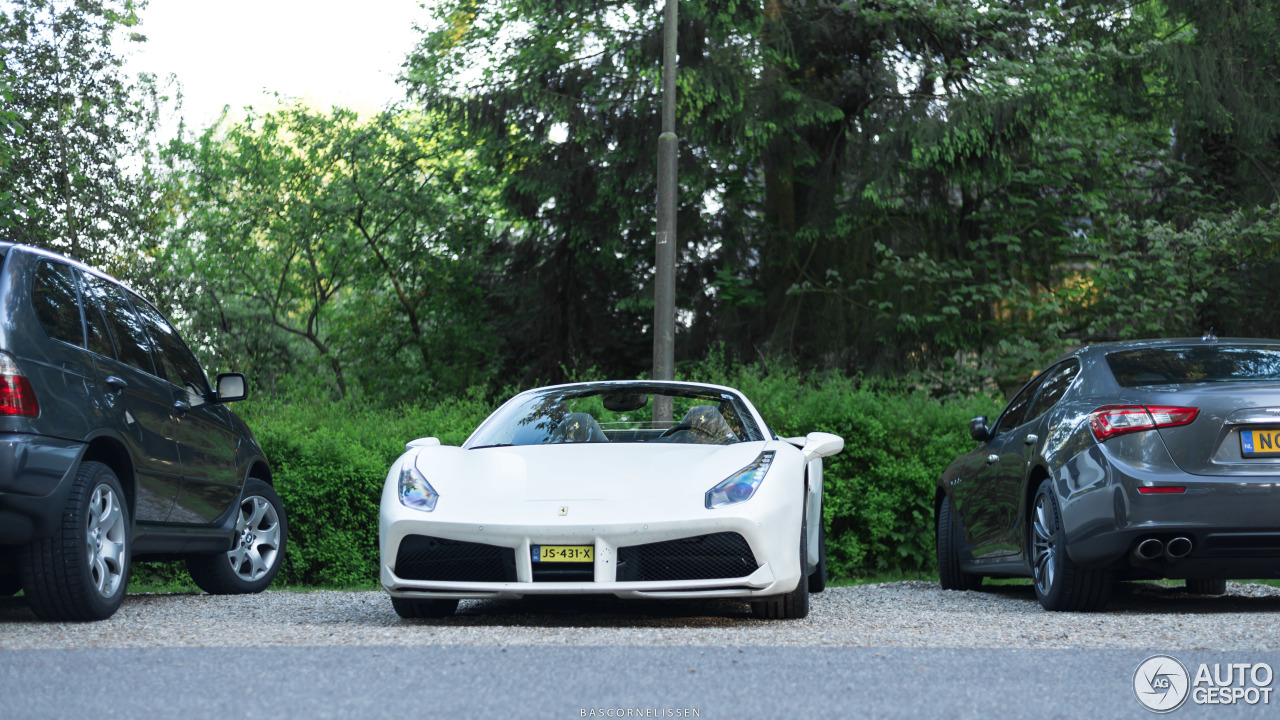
4;582;1280;718
3;645;1278;719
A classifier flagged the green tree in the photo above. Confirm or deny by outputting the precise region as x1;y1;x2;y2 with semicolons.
0;76;18;220
161;105;499;399
1157;0;1280;212
0;0;166;265
401;0;1156;388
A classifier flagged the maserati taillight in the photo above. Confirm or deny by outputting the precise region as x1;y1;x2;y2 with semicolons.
0;351;39;417
1089;405;1198;442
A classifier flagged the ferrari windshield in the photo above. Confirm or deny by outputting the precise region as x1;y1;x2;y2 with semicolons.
467;384;764;448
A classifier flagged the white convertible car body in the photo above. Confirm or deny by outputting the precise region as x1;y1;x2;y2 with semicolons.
379;380;843;619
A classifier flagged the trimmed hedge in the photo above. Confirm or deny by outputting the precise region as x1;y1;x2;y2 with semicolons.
236;389;493;586
225;371;1000;587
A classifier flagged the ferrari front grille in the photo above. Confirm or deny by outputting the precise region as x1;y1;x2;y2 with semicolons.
615;532;759;582
394;535;517;582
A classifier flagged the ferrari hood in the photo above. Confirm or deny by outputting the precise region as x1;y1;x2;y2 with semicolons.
413;442;773;502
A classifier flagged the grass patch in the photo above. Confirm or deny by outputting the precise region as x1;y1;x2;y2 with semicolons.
126;560;382;595
828;570;935;587
128;562;200;594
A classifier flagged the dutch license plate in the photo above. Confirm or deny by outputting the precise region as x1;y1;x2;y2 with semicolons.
1241;429;1280;456
532;545;594;563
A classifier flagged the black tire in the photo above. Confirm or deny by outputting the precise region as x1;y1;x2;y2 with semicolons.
187;478;287;594
937;494;983;591
1029;479;1111;611
751;497;811;620
808;507;827;593
391;596;459;619
20;461;131;621
1186;578;1228;596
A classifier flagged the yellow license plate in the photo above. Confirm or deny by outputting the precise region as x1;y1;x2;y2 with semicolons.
532;545;593;563
1242;429;1280;456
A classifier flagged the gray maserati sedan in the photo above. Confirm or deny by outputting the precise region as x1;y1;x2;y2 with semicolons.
936;337;1280;611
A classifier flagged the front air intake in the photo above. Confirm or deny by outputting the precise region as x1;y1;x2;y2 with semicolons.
394;535;516;582
616;532;759;582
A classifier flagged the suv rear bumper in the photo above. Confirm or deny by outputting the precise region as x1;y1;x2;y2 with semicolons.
0;434;85;544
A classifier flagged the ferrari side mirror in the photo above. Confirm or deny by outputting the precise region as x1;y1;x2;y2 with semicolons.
406;437;441;451
801;432;844;462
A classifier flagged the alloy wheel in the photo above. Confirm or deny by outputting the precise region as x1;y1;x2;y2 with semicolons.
227;496;282;582
85;484;127;598
1032;493;1057;596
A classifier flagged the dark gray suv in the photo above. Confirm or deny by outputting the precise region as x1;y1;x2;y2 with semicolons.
0;243;286;621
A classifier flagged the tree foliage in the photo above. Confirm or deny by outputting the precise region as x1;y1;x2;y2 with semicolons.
160;105;500;398
6;0;1279;401
0;0;166;267
390;0;1280;396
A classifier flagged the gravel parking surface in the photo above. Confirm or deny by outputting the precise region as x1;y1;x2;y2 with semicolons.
2;580;1279;651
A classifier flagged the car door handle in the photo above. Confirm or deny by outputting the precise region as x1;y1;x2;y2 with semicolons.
986;454;1000;464
1024;434;1039;446
173;400;190;417
105;375;128;393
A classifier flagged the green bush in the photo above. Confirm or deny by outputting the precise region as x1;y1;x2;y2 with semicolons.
235;389;494;586
169;372;999;587
688;363;1001;579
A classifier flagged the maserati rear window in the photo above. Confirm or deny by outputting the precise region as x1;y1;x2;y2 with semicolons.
1107;346;1280;387
467;384;764;448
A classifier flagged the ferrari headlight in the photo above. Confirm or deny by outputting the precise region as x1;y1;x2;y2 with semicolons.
705;452;774;509
398;458;439;512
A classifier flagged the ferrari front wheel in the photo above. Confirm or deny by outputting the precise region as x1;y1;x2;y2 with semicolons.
808;508;827;593
751;501;811;620
392;596;458;619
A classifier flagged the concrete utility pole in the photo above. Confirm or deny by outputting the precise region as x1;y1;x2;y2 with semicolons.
653;0;678;424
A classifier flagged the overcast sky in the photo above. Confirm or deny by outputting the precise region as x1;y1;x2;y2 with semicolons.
123;0;429;130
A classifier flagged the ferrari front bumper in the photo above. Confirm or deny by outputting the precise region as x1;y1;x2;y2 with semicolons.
379;515;795;600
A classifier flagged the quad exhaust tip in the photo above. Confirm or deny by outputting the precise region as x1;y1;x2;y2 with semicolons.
1166;536;1193;559
1135;538;1164;561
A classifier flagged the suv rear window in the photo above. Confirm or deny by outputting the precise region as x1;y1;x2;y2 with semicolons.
1106;346;1280;387
32;260;84;347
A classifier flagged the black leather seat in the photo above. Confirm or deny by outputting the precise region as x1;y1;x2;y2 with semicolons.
548;412;609;443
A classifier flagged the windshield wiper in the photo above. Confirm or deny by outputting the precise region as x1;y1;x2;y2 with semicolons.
469;443;515;450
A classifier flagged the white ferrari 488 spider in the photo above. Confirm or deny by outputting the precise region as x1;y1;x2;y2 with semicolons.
379;380;843;619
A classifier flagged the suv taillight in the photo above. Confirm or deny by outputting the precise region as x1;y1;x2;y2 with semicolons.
1089;405;1198;442
0;351;39;417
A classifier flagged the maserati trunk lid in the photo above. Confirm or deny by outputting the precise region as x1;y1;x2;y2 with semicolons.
1128;385;1280;476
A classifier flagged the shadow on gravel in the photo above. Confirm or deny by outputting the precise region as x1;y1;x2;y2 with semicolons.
0;595;32;622
407;595;759;628
976;580;1280;614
